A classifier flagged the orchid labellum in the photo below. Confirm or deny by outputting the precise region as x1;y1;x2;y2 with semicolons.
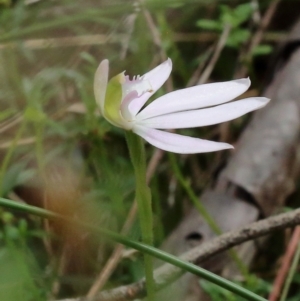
94;58;269;154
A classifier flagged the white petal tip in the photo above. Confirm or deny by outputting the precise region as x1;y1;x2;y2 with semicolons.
220;143;234;150
235;77;251;87
167;58;172;66
94;59;109;112
98;59;109;70
162;58;172;70
95;59;109;80
256;97;270;108
102;59;109;64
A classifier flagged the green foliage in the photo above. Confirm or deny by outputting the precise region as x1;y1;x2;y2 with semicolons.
0;0;11;7
0;248;43;301
1;162;35;196
200;275;271;301
220;3;254;28
252;45;273;56
197;3;254;48
0;210;45;301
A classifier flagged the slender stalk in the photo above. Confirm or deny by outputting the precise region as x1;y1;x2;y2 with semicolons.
125;131;155;301
35;121;46;174
279;238;300;301
0;197;267;301
168;153;248;277
0;11;123;43
0;120;26;196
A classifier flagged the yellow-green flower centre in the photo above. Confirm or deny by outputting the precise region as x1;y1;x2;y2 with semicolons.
104;73;124;127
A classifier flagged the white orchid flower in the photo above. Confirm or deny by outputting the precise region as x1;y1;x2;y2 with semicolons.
94;58;269;154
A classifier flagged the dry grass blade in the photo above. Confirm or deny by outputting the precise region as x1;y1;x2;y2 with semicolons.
268;226;300;301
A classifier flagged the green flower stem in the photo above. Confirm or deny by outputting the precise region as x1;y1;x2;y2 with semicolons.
125;131;155;301
279;235;300;301
0;197;267;301
168;153;248;277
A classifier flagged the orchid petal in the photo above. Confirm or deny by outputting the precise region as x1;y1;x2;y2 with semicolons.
120;90;139;122
133;125;233;154
128;58;172;117
137;78;251;120
94;59;109;114
122;75;152;99
138;97;269;129
142;58;172;91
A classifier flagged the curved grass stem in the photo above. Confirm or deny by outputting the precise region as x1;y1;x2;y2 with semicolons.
0;197;267;301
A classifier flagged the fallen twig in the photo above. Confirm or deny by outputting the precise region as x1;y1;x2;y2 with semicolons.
57;208;300;301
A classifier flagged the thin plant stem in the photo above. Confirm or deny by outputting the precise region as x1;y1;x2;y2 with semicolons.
0;9;128;43
197;23;231;85
0;120;26;196
279;235;300;301
125;131;155;301
0;197;267;301
168;153;248;277
35;121;46;174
